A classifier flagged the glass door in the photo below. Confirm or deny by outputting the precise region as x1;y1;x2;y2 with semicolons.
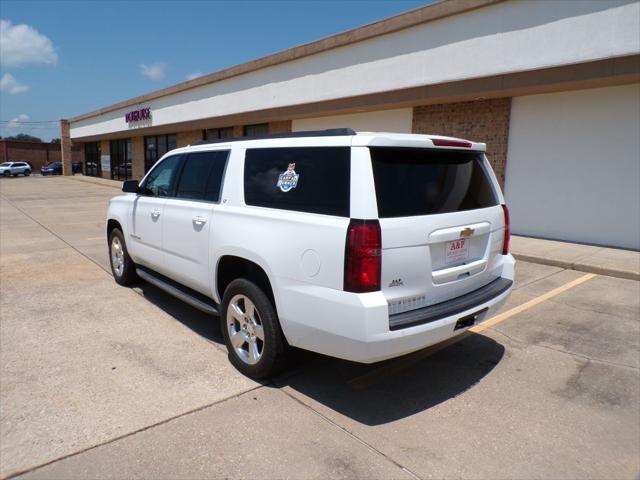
84;142;101;177
110;139;132;180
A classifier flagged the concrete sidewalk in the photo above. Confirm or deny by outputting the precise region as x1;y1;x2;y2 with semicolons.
63;178;640;280
511;235;640;281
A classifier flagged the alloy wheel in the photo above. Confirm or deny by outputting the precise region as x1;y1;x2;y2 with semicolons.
226;294;265;365
110;236;125;277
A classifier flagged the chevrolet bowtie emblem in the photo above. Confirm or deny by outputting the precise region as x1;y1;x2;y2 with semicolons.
460;227;475;238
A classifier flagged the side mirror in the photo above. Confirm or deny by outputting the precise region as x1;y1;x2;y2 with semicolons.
122;180;139;193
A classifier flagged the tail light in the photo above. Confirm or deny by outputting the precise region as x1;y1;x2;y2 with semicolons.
344;219;381;293
502;204;510;255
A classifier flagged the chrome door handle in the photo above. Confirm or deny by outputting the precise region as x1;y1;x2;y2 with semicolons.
151;209;161;218
193;215;207;226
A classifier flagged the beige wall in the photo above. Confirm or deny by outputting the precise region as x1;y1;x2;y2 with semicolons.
292;109;412;133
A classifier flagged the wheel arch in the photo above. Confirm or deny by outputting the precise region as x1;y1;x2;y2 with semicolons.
216;255;277;312
107;218;122;238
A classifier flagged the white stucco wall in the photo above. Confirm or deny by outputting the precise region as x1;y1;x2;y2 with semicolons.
504;83;640;250
71;0;640;138
292;109;412;133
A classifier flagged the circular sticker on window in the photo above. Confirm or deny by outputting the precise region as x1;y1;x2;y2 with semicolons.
276;163;300;192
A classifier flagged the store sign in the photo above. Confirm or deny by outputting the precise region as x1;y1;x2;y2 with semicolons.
125;107;151;123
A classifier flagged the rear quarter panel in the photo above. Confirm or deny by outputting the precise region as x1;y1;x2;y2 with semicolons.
210;147;350;330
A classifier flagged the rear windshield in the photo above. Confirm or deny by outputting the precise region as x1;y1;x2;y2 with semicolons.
370;147;498;218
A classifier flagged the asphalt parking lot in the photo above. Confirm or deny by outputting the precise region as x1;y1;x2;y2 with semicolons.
1;175;639;480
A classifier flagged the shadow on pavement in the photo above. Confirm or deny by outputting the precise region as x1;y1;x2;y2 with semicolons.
132;281;504;426
275;333;504;425
134;282;225;345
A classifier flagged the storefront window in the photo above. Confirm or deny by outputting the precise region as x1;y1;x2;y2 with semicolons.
84;142;101;177
110;139;131;180
203;127;234;141
243;124;269;136
144;134;176;172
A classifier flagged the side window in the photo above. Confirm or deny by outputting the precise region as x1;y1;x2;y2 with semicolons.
244;147;350;217
175;151;229;201
141;155;182;197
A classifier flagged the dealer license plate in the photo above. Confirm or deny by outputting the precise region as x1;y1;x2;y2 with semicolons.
445;238;469;264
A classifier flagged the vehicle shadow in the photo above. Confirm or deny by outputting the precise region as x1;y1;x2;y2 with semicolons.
133;282;225;345
274;332;504;426
133;281;504;426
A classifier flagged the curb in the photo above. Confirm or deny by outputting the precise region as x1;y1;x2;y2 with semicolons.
68;176;123;190
512;253;640;281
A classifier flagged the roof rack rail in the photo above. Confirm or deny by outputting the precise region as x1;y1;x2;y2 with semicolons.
191;128;357;146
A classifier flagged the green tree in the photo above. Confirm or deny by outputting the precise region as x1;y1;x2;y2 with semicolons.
4;133;43;142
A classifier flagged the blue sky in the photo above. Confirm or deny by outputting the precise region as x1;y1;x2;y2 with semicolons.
0;0;428;140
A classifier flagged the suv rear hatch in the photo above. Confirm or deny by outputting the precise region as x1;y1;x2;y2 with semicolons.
369;146;507;317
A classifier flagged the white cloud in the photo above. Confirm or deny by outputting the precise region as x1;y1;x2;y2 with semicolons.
0;73;29;94
140;62;167;81
186;72;203;80
7;113;30;128
0;19;58;68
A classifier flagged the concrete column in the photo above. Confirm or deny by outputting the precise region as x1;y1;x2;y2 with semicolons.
100;140;111;179
60;119;72;176
131;136;145;180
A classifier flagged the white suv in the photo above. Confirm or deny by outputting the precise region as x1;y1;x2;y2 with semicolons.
0;162;32;177
106;129;514;378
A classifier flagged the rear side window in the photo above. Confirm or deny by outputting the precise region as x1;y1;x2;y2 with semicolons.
244;147;350;217
176;151;229;201
370;147;498;218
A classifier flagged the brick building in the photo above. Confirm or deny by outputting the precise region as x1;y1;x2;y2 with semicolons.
62;0;639;249
0;140;81;171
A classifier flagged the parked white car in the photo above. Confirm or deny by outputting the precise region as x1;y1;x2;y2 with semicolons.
0;162;32;177
106;129;514;378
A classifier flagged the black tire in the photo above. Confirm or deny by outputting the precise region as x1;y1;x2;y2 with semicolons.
24;170;30;176
108;228;138;286
221;279;288;379
3;171;9;177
